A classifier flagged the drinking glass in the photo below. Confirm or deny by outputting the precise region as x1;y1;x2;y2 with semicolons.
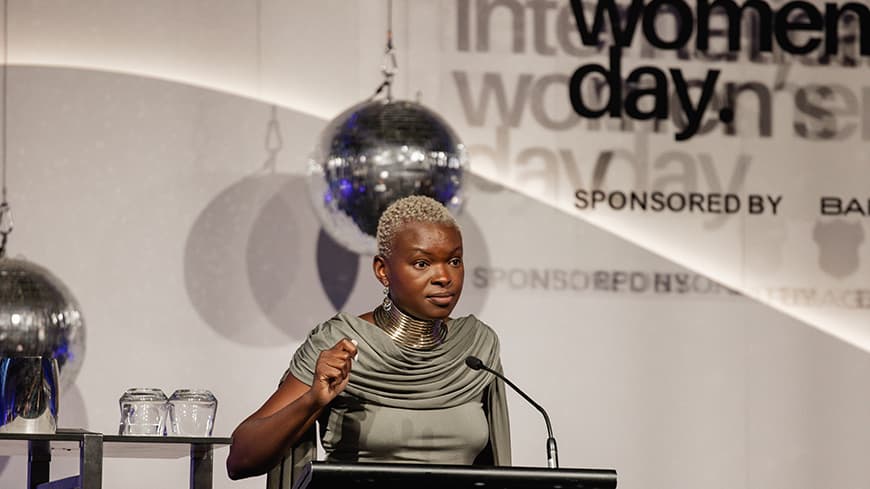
168;389;217;436
118;388;168;436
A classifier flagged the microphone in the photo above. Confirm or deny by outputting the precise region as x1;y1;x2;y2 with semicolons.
465;355;559;469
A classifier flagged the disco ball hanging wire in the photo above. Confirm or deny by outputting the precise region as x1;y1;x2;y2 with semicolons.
306;0;469;255
0;0;86;416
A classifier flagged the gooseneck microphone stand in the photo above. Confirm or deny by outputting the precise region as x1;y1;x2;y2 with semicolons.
465;356;559;469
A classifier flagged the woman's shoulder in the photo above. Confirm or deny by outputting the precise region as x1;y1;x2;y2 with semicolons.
301;312;384;348
287;313;369;379
451;314;501;343
451;313;494;329
305;312;366;338
311;311;358;329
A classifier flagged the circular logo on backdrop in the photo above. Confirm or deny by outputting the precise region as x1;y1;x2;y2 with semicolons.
186;173;492;346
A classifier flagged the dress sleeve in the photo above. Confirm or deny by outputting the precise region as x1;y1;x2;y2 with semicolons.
486;355;513;465
474;320;511;466
279;319;340;386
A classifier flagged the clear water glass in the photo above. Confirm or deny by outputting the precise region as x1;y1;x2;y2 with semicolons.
118;388;168;436
168;389;217;436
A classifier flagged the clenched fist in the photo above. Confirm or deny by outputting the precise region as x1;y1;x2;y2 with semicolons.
311;338;358;407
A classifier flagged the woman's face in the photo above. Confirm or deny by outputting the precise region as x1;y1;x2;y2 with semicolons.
374;221;464;321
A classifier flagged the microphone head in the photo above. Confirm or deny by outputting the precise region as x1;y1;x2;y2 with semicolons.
465;355;484;370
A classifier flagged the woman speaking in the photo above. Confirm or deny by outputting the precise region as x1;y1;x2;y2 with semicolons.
226;196;511;481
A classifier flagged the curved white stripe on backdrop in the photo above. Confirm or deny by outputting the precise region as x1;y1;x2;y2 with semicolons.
6;0;869;352
7;0;393;120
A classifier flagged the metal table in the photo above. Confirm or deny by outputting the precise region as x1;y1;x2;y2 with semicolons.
0;429;231;489
104;434;231;489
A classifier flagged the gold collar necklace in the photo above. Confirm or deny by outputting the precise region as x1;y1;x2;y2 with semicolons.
373;304;447;350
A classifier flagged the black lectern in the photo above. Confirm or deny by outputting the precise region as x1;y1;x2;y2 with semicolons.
291;461;617;489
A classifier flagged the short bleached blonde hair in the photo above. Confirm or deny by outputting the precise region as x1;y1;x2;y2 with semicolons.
376;196;459;257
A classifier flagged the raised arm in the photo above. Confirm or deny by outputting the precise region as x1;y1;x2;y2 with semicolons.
226;338;357;480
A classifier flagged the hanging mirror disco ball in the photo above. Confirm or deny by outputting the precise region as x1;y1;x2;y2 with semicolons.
307;99;468;255
0;256;86;390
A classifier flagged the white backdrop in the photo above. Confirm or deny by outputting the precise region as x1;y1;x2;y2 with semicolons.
0;2;868;489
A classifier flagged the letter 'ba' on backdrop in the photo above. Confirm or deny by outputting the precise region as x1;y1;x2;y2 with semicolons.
0;1;868;489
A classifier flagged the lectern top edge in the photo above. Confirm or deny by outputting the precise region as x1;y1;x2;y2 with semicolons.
293;461;617;489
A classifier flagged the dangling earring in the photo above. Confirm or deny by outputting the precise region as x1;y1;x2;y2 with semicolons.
382;285;392;312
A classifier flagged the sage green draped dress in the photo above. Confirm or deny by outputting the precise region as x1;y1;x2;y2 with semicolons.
282;313;511;470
